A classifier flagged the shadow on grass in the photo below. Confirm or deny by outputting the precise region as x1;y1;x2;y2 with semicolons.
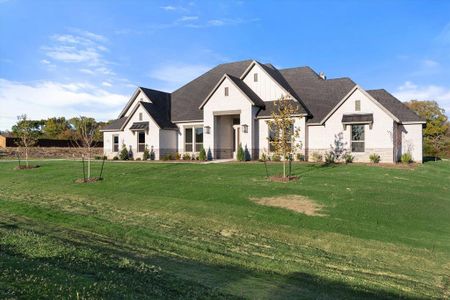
0;218;413;300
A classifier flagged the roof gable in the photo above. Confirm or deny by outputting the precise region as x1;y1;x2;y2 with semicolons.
367;89;425;123
171;60;253;122
199;74;265;109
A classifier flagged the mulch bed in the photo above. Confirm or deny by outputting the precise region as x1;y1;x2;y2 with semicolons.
268;176;299;182
74;177;103;184
14;165;40;170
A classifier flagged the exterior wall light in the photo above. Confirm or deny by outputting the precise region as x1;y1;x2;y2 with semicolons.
242;124;248;133
204;126;211;134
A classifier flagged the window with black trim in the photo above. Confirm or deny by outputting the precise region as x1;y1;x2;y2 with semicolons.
138;132;145;152
185;128;193;152
113;135;119;152
268;124;293;152
195;128;203;151
351;125;365;152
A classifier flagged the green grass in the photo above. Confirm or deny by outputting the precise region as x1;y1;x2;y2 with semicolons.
0;160;449;299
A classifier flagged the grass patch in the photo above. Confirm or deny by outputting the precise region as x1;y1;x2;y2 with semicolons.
0;160;449;298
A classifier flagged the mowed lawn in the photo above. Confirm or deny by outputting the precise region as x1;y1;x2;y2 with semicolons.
0;160;449;299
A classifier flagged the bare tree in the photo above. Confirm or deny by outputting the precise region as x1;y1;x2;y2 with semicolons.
267;95;302;178
71;117;99;180
13;114;38;168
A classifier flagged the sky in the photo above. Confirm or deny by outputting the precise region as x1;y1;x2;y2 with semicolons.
1;0;449;130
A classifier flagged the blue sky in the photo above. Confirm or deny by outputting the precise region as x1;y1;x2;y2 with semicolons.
1;0;449;130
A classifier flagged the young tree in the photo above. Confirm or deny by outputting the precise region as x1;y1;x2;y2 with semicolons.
71;117;99;180
405;100;449;160
13;115;39;167
267;95;302;178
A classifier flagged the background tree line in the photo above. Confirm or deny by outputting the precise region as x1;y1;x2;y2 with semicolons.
4;117;107;141
405;100;449;159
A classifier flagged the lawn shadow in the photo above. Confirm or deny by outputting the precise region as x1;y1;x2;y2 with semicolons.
0;218;416;299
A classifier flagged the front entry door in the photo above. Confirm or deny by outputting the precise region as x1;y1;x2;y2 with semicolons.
233;125;240;159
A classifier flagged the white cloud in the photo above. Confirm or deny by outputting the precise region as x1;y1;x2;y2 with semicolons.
0;78;128;130
102;81;112;87
179;16;199;22
149;64;211;91
42;30;114;76
40;59;51;65
394;81;450;114
421;59;439;68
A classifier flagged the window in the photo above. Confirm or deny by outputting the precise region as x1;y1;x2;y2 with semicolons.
138;132;145;152
195;127;203;151
254;73;258;82
355;100;361;111
113;135;119;152
268;126;276;152
185;128;193;152
351;125;365;152
224;87;229;96
184;127;203;152
268;124;293;152
139;112;143;121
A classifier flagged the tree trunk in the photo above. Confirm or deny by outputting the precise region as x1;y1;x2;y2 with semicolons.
283;160;286;178
25;147;29;168
87;148;91;179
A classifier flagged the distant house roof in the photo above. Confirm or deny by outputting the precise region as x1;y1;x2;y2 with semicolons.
342;113;373;123
367;89;425;123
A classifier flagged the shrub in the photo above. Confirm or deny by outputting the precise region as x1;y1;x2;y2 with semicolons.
260;152;268;162
135;157;141;161
199;147;207;161
401;152;413;164
119;144;129;160
272;154;281;162
207;148;213;161
113;156;119;160
343;153;354;164
175;152;181;160
162;153;174;161
296;153;305;161
369;153;380;163
244;145;251;161
311;152;323;162
149;147;155;160
237;143;245;161
324;151;335;164
191;154;196;160
182;153;191;160
94;155;102;160
143;145;150;160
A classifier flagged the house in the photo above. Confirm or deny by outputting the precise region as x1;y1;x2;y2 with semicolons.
101;60;425;163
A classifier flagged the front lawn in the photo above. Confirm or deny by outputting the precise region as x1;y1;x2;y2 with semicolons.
0;160;449;299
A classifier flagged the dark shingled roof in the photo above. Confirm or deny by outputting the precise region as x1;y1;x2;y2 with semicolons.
257;100;304;118
139;88;177;130
101;117;127;131
129;122;149;130
227;74;266;108
278;67;357;123
367;89;425;123
171;60;254;121
342;113;373;123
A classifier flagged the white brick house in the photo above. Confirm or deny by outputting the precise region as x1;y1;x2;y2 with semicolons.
101;60;425;163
